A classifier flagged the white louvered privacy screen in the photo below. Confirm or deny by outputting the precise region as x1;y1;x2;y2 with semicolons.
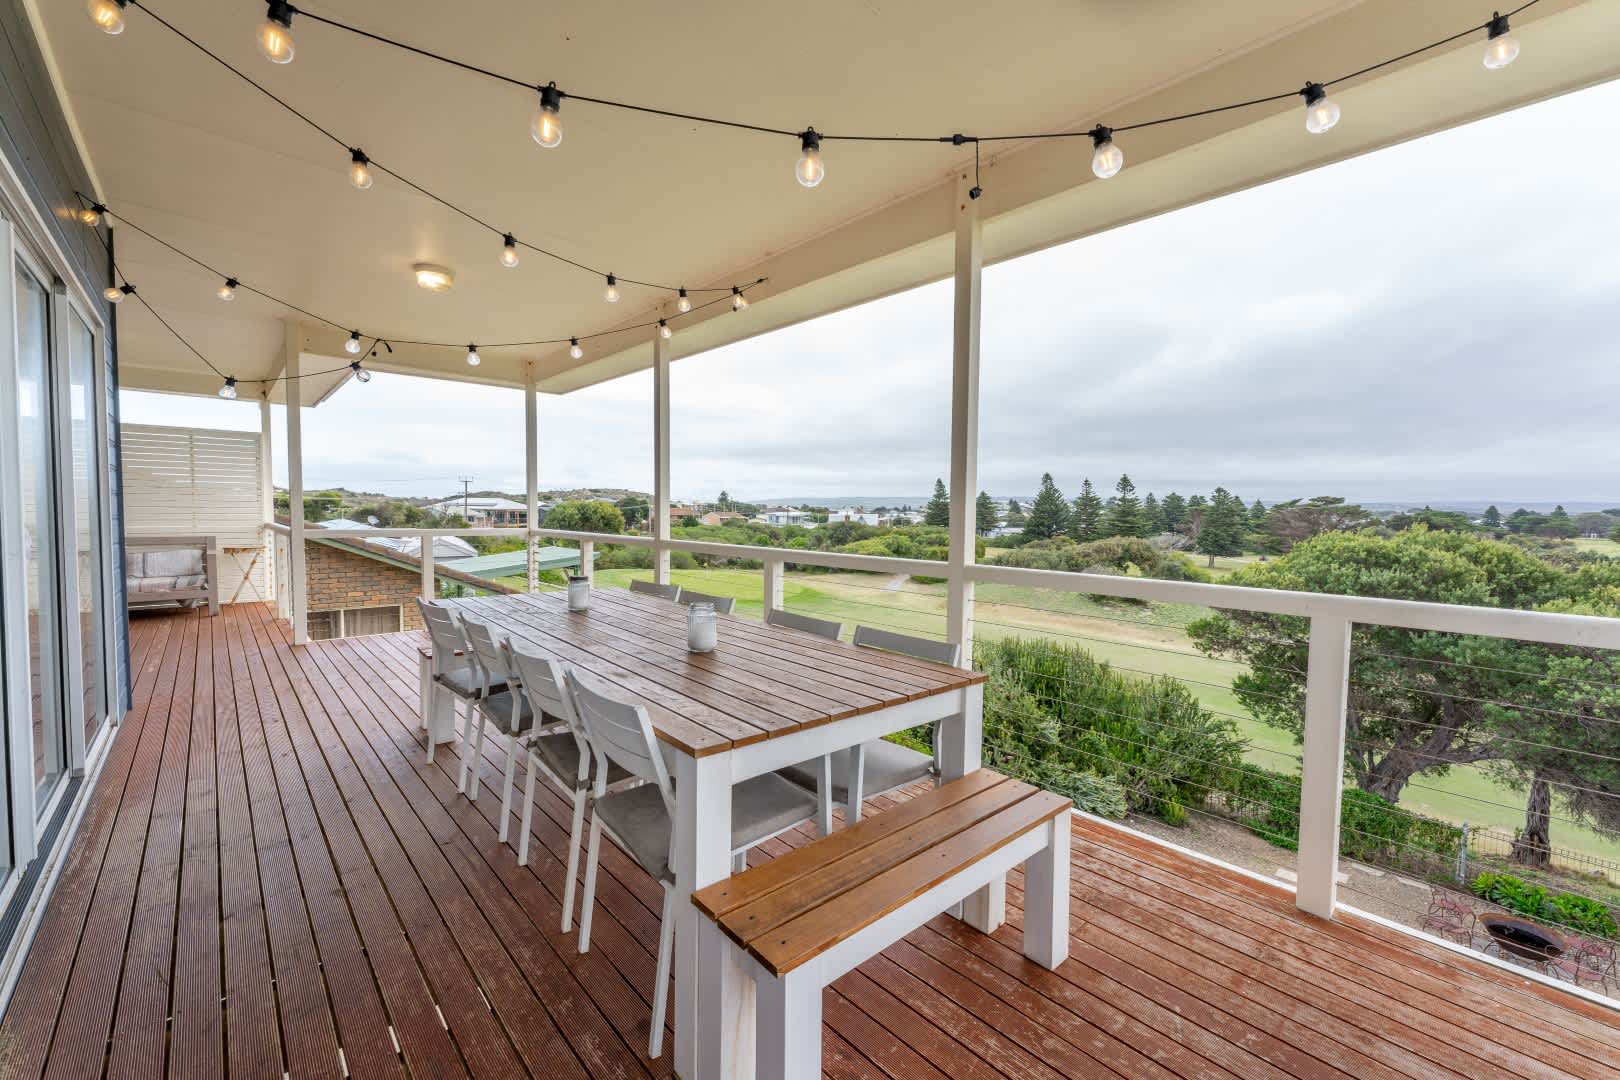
119;423;269;603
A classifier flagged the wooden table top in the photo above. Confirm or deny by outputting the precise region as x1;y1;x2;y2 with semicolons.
452;588;985;757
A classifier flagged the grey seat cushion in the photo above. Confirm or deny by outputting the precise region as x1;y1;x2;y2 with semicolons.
131;576;178;593
436;664;506;698
477;689;535;734
594;773;818;882
530;732;633;790
778;741;934;804
144;548;204;577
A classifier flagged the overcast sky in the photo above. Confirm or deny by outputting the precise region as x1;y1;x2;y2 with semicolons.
122;79;1620;508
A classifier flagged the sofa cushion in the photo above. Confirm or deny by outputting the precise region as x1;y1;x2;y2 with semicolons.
144;548;204;577
125;551;145;578
133;576;179;592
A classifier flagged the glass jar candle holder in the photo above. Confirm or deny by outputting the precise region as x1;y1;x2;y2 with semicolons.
567;574;591;612
687;601;718;653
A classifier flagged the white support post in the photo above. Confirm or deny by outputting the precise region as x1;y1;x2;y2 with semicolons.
578;540;594;584
525;363;539;593
284;322;308;645
946;170;983;662
652;323;671;584
421;541;435;602
259;393;275;601
763;557;784;613
1297;616;1352;919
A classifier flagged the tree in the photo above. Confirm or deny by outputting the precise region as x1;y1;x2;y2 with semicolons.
1067;479;1103;542
1248;499;1269;531
1481;505;1503;529
1264;496;1373;550
1143;493;1162;534
1023;473;1070;540
1194;487;1246;565
1105;474;1149;538
975;491;999;536
1610;523;1620;543
615;494;647;528
1542;505;1580;539
1188;529;1564;802
924;478;951;527
1160;492;1188;532
716;490;733;511
1005;499;1026;527
545;499;626;536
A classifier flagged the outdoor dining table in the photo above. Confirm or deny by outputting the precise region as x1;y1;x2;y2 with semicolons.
446;587;995;1079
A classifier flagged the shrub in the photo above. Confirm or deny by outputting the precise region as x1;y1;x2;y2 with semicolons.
1472;871;1620;938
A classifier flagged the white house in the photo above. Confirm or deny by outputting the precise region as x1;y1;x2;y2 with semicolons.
759;507;811;527
826;510;884;526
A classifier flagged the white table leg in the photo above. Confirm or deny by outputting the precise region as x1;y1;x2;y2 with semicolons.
1023;813;1070;969
938;684;1004;932
674;750;752;1078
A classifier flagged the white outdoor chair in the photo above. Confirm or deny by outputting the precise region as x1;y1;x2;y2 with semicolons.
458;616;538;828
676;589;736;614
417;599;501;764
765;608;842;640
778;625;962;833
628;579;682;602
569;676;819;1059
505;642;635;930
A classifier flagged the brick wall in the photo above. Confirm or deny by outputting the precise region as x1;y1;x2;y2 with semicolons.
305;541;427;630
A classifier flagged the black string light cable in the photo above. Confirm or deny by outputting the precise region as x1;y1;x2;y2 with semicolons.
105;0;1542;193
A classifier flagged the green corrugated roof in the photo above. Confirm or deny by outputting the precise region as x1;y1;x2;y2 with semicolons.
440;545;584;579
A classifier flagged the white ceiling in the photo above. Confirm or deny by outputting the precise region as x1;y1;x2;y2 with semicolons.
31;0;1618;404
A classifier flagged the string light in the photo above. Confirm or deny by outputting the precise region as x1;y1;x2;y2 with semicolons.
531;83;564;148
466;343;481;366
414;263;455;291
349;359;371;382
676;288;691;314
1484;11;1520;69
218;376;238;400
1301;82;1340;134
1089;126;1123;179
78;202;107;227
256;1;295;65
569;337;583;360
658;318;672;340
348;148;373;190
344;330;363;354
86;0;127;35
731;286;748;312
500;233;520;268
796;129;825;188
104;282;134;303
217;277;238;301
603;274;620;303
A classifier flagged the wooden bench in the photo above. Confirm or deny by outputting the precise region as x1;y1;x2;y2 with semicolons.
692;770;1072;1080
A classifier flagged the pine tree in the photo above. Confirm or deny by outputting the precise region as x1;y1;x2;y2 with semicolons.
1482;505;1503;529
1161;492;1188;531
975;491;999;536
1105;474;1147;538
1067;479;1103;541
1143;492;1162;533
924;478;951;527
1248;499;1268;529
717;490;732;511
1195;487;1247;565
1024;473;1070;539
1005;498;1025;525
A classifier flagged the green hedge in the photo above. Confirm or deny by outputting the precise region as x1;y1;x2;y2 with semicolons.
1471;871;1619;939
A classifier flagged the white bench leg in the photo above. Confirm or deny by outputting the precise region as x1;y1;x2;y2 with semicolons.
756;968;821;1080
815;755;834;837
846;744;866;825
1022;813;1070;969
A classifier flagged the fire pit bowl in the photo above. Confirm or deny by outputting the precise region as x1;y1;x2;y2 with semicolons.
1479;913;1567;964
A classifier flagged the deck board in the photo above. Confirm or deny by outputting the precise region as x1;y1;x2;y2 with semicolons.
3;604;1614;1079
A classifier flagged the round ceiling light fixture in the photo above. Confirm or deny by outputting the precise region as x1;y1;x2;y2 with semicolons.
413;263;455;291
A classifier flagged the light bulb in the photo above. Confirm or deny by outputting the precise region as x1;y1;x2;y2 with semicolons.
219;377;238;400
1302;83;1339;134
1484;13;1519;70
603;274;620;303
350;361;371;383
78;204;106;227
731;286;748;311
256;2;295;65
796;128;824;188
466;344;481;367
658;319;672;340
569;337;583;360
345;331;362;355
104;285;124;303
531;84;564;148
349;149;373;190
87;0;125;35
217;277;237;301
1089;126;1123;180
676;287;691;313
413;264;455;291
500;234;520;268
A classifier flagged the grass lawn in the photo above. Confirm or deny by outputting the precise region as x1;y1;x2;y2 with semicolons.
1572;537;1620;557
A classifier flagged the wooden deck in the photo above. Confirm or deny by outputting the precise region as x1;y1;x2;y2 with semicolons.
2;603;1615;1079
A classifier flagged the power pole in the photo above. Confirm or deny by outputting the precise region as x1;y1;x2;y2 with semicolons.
459;476;474;521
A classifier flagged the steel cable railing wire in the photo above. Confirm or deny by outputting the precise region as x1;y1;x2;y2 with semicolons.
1346;680;1620;730
1360;646;1620;693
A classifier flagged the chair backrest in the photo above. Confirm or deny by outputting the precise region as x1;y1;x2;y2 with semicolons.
458;614;512;696
507;643;591;774
852;625;962;666
417;599;467;677
766;608;842;641
677;589;735;614
568;676;675;813
628;579;682;602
